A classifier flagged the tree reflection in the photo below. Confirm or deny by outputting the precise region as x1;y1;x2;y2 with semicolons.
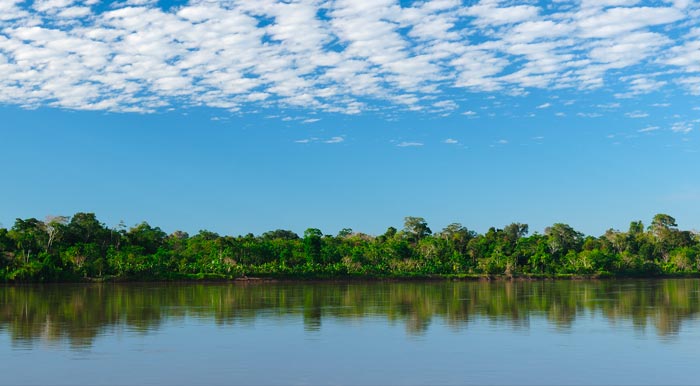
1;279;699;347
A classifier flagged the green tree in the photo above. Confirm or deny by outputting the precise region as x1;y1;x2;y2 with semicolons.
261;229;299;240
649;214;683;261
544;223;583;256
0;228;12;269
438;223;476;255
650;214;677;235
504;223;529;242
65;213;108;245
403;217;431;244
8;218;46;264
44;215;69;253
303;228;323;264
337;228;353;238
126;222;166;254
377;227;397;243
629;220;644;235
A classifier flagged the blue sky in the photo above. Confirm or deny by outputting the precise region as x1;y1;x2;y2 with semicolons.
1;0;699;236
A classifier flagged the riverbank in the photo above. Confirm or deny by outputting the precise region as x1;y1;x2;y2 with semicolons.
19;271;698;284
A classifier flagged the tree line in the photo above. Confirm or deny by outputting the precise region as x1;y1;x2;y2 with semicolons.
0;213;698;281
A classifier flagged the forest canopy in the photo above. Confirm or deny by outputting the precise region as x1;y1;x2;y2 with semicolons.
0;213;698;282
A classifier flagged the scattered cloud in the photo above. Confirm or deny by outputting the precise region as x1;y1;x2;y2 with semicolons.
432;100;458;111
676;77;700;95
324;136;344;144
397;141;424;147
615;77;668;98
671;122;693;134
577;112;603;118
536;103;551;109
443;138;459;144
295;136;344;144
625;111;650;118
0;1;694;114
597;103;621;109
497;139;509;144
638;126;659;133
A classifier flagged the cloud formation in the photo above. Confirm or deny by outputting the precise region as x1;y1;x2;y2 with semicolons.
0;0;698;114
396;141;423;147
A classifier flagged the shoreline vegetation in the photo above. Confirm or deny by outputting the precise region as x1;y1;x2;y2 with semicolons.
1;213;699;282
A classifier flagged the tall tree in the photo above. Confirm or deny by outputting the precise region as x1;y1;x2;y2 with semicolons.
504;223;529;242
303;228;323;264
628;221;644;235
544;223;583;256
403;217;432;244
44;215;69;252
8;218;46;264
439;223;476;254
261;229;299;240
66;213;108;245
126;222;167;254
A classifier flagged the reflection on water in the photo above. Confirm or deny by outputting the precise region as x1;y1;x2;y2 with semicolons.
2;279;699;348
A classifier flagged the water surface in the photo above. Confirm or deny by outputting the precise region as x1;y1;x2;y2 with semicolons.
2;279;700;385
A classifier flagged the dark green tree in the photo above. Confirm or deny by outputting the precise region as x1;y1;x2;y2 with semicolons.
303;228;323;264
8;218;46;264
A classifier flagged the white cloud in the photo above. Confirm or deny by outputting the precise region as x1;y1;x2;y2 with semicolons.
577;112;603;118
396;141;423;147
676;77;700;95
615;76;668;98
432;100;458;110
666;29;700;73
324;136;344;143
638;126;659;132
464;2;539;27
577;7;683;38
671;122;693;134
626;111;649;118
443;138;459;144
536;102;551;109
0;1;695;114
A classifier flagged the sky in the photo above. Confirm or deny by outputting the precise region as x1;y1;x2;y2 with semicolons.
1;0;699;237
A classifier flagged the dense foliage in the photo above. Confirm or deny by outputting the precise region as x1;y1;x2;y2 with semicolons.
0;213;698;281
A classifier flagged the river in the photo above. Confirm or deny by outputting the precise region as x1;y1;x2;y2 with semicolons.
2;279;699;385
